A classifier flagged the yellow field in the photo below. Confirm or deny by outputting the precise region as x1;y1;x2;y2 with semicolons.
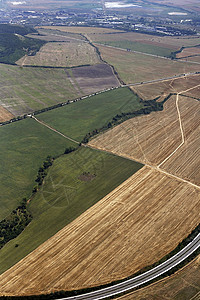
97;45;200;83
16;41;100;67
131;74;200;100
161;95;200;185
119;255;200;300
0;106;14;122
0;166;200;296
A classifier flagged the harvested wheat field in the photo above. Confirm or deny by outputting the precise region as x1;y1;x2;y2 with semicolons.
131;74;200;101
183;85;200;99
0;106;13;122
161;95;200;185
89;95;181;166
89;94;200;185
97;45;200;84
16;41;100;67
0;166;200;296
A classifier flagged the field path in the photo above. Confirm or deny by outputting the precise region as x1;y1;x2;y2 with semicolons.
158;83;200;167
32;116;79;144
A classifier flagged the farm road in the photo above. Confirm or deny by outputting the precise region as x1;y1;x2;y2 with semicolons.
158;82;200;167
32;116;79;144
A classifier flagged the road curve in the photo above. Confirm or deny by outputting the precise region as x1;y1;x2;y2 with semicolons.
60;233;200;300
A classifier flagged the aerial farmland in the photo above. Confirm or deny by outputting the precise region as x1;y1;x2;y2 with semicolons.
0;3;200;299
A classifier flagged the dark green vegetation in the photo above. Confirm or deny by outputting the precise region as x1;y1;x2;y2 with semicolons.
98;40;173;57
0;199;32;249
0;147;143;274
0;24;45;64
0;88;142;220
37;87;145;142
0;118;76;220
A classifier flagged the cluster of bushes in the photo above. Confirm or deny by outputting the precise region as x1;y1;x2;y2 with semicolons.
64;147;76;154
35;156;53;187
0;198;32;249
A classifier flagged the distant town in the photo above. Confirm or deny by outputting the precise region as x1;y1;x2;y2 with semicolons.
0;6;199;36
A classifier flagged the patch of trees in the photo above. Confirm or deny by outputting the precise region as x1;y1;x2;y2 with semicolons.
0;24;36;36
0;198;32;250
0;33;45;64
35;156;53;187
64;147;76;154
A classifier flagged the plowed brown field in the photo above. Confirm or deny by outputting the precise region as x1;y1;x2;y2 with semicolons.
0;166;200;296
89;95;200;185
0;106;14;122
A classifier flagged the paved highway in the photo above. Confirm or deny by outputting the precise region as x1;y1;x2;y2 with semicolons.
60;233;200;300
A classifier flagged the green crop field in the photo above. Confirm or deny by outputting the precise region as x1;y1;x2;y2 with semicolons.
0;87;142;220
0;63;79;116
0;118;76;220
37;87;144;142
97;41;173;57
0;146;143;274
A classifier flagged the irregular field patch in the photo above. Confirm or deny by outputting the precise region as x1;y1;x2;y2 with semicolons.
97;45;200;83
16;40;100;67
89;95;200;185
0;166;199;295
0;106;14;122
119;255;200;300
0;147;142;275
